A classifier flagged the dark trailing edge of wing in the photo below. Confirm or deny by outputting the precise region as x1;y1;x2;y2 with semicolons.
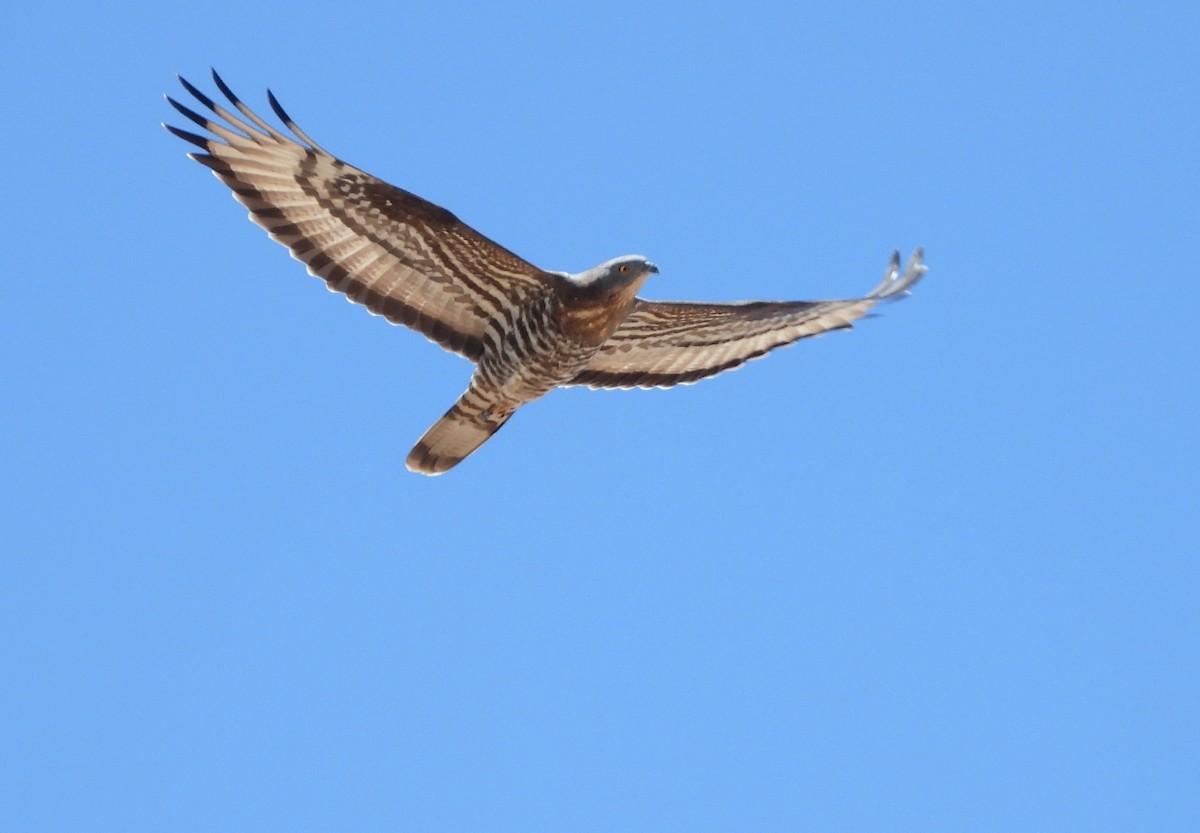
568;325;857;389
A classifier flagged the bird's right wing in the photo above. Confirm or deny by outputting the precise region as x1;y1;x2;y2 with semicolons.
165;72;555;361
569;250;926;389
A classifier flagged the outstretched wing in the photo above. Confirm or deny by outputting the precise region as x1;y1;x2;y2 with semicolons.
570;250;926;389
165;71;554;361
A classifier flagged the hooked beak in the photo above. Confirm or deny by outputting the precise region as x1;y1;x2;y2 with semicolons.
646;262;659;275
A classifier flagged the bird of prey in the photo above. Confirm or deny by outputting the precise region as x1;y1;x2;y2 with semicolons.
165;72;926;475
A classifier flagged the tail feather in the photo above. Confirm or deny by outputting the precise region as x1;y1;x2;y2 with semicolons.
406;396;513;475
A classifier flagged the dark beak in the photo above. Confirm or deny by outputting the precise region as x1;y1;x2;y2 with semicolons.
647;262;659;275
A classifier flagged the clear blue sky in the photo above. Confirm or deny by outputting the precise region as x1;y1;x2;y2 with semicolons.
4;2;1197;831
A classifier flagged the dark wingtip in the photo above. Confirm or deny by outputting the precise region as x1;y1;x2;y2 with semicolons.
266;89;292;125
210;69;241;107
165;95;210;129
177;74;216;113
164;123;210;150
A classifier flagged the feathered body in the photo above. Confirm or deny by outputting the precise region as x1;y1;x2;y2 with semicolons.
165;72;926;474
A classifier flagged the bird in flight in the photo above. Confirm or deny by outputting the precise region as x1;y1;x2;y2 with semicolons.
165;72;926;475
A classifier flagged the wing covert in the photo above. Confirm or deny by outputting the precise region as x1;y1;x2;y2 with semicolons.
165;72;554;360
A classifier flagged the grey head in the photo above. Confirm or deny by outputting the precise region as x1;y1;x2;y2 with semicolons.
568;255;660;288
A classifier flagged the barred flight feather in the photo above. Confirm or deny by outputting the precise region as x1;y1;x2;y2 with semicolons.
167;71;555;361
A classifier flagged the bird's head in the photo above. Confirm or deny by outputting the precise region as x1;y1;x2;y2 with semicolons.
572;255;659;290
560;255;660;340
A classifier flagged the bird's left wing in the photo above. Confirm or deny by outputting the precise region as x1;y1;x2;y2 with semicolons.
165;72;554;361
569;250;926;389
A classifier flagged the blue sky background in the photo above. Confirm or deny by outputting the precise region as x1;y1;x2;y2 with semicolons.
3;2;1197;830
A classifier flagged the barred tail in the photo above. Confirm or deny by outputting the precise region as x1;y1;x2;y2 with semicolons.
406;393;514;475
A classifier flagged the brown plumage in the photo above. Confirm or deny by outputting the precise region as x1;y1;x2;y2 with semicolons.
165;72;926;475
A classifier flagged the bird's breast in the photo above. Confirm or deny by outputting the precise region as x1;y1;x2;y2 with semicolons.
559;290;638;347
475;296;599;403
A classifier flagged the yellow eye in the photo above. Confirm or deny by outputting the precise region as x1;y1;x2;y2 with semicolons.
619;264;629;273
